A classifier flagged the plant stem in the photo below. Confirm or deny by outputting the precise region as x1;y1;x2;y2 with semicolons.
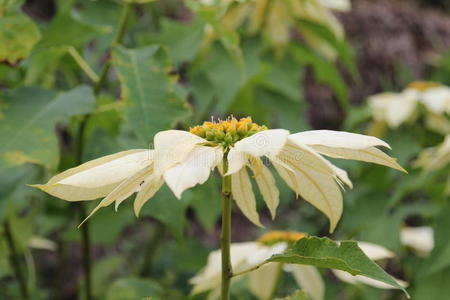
72;4;133;300
94;2;132;94
77;205;93;300
231;261;269;278
67;47;99;83
221;155;232;300
139;221;165;277
3;220;29;299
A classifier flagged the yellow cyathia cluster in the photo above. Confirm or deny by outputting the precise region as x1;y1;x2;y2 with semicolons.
190;116;267;146
407;81;441;91
257;230;307;246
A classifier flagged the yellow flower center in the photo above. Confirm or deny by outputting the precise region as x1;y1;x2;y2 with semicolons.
407;81;441;91
257;230;307;246
190;116;267;147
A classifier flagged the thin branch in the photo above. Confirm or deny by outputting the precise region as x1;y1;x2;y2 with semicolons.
67;47;99;83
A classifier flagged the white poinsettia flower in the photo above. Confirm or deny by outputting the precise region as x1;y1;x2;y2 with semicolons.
368;91;417;128
332;242;407;290
319;0;351;11
190;231;325;300
400;226;434;257
414;135;450;171
33;117;404;229
420;85;450;115
191;231;406;300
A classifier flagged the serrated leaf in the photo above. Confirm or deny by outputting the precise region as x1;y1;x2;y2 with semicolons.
268;236;409;297
149;17;205;64
289;43;349;110
105;277;163;300
276;290;311;300
0;10;41;63
113;46;191;146
0;86;96;168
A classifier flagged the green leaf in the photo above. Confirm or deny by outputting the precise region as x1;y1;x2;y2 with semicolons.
184;175;221;231
113;46;191;146
0;86;96;168
105;278;163;300
36;13;99;49
0;9;41;63
268;236;409;297
149;17;205;64
276;290;311;300
295;18;356;76
289;43;349;110
140;185;186;241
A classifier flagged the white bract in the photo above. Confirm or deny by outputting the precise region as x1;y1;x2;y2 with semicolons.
33;118;404;230
190;235;406;300
368;82;450;131
400;226;435;257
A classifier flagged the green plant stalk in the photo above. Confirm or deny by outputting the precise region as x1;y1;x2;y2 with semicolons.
72;3;133;300
67;47;99;83
139;220;166;277
3;220;29;299
221;155;232;300
76;204;93;300
94;2;132;94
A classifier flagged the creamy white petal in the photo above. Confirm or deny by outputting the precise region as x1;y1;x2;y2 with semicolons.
277;148;343;232
231;167;263;227
250;158;280;219
153;130;207;174
289;265;325;300
281;140;336;175
400;226;434;257
332;269;408;290
248;262;282;300
421;86;450;114
164;146;223;199
272;161;298;194
357;241;395;260
310;145;406;172
32;149;152;201
133;174;164;216
247;242;288;266
227;129;289;175
331;165;353;189
290;130;391;149
319;0;351;11
368;92;417;128
190;242;260;295
290;131;404;172
80;164;154;226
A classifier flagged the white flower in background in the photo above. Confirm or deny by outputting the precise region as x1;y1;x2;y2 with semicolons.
198;0;350;59
368;91;418;128
415;135;450;171
414;135;450;195
190;231;406;300
400;226;434;258
419;85;450;115
33;117;404;230
368;81;450;131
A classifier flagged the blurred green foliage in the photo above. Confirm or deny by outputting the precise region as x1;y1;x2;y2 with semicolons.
0;0;449;299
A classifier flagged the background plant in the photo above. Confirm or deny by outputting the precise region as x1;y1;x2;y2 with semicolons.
0;0;449;299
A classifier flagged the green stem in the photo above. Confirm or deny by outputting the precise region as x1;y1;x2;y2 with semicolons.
94;2;132;94
72;4;133;300
221;155;232;300
3;220;29;299
77;205;93;300
231;261;269;278
67;47;99;83
139;221;166;277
